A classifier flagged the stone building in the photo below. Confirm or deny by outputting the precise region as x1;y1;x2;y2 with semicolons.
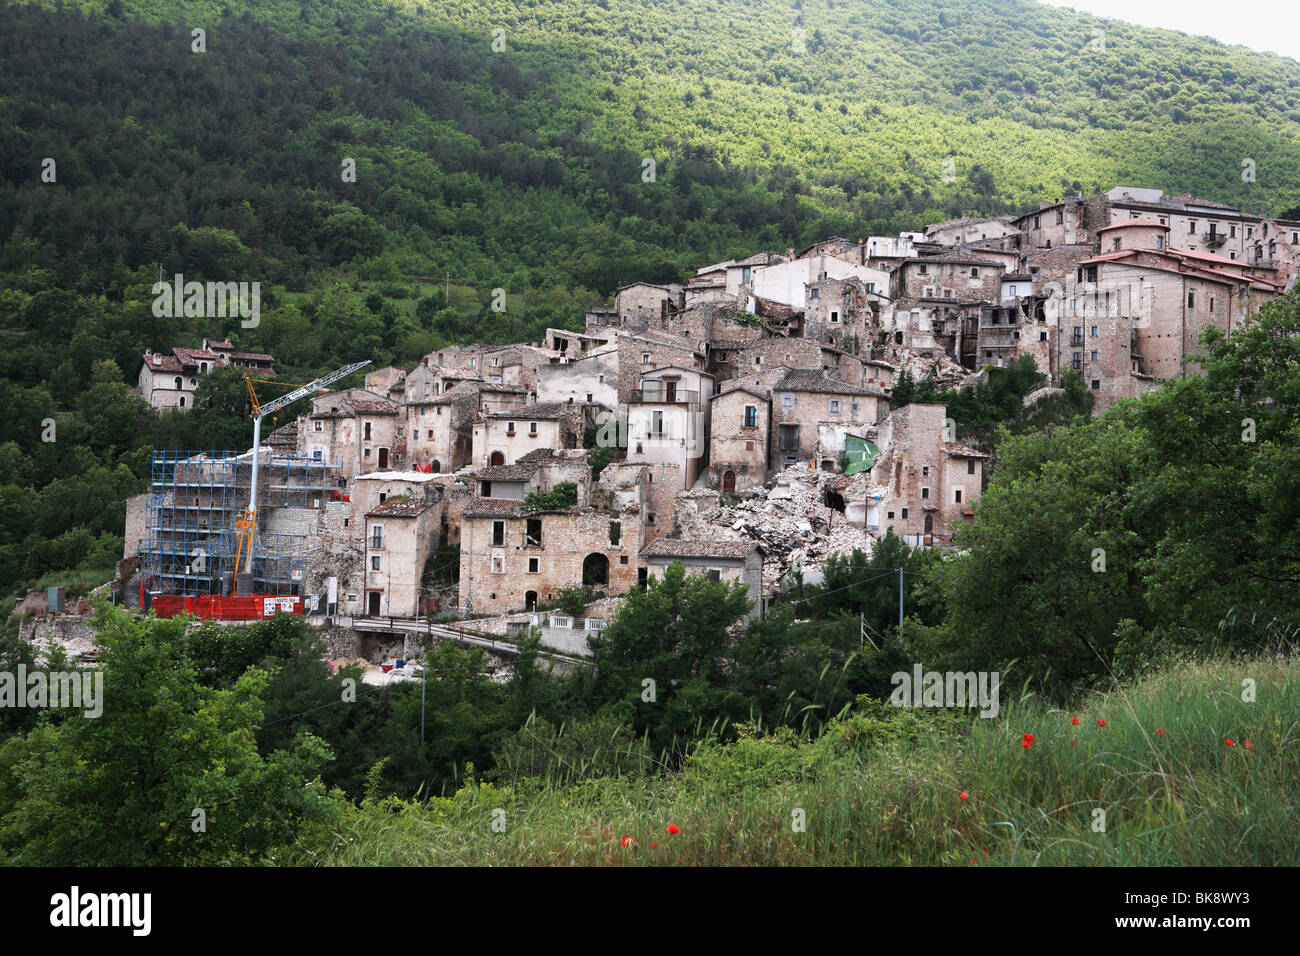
471;400;588;468
535;344;619;410
864;403;985;543
303;388;403;479
770;369;886;471
639;538;765;623
708;386;770;493
135;340;276;411
362;498;439;617
925;216;1019;247
626;366;715;490
458;499;642;615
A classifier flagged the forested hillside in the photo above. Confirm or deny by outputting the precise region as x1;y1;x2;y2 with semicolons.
1;0;1299;597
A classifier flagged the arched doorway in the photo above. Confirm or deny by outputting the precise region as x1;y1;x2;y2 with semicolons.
431;459;441;474
525;590;538;611
722;469;736;493
923;513;933;535
489;450;505;467
582;552;609;587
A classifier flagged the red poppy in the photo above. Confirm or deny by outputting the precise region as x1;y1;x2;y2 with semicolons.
1244;741;1254;749
651;842;657;847
1225;739;1234;747
666;823;680;834
1023;733;1035;743
970;859;977;866
1096;719;1106;726
958;792;968;800
1071;717;1079;726
1021;740;1031;749
620;836;635;847
1155;728;1165;735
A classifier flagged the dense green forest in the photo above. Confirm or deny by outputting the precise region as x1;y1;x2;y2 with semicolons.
3;0;1299;596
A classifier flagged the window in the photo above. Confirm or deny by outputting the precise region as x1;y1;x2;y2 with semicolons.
492;521;505;546
1187;291;1195;308
1112;238;1122;251
397;427;403;437
174;376;183;390
314;420;323;432
371;556;381;571
1056;209;1064;224
943;289;952;299
921;487;930;499
1072;352;1082;370
919;264;927;274
901;508;909;519
1091;326;1098;337
967;459;976;475
828;399;841;415
364;422;372;440
1230;225;1237;238
706;570;721;583
1091;379;1101;390
745;441;754;451
922;466;929;476
887;511;895;520
743;405;758;428
370;526;383;548
609;521;621;546
1247;227;1254;238
364;448;371;459
652;410;664;436
810;288;820;299
1091;351;1099;362
1209;298;1215;313
528;557;539;573
829;310;840;323
427;430;434;439
781;393;794;411
641;352;651;364
970;268;979;278
1189;220;1197;234
778;424;799;451
525;518;542;547
506;421;516;435
646;512;656;525
1040;331;1048;342
492;357;500;367
528;422;538;435
954;490;962;503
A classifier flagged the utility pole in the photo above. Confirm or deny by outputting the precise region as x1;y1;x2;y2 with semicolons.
898;567;904;630
420;659;427;744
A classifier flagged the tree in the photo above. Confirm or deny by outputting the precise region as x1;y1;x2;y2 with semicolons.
0;605;334;864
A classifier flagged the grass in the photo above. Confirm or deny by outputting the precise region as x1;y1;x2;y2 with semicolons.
280;656;1300;866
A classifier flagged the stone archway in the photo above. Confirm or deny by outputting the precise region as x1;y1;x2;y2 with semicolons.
489;450;505;467
525;590;538;611
582;552;609;587
722;469;736;493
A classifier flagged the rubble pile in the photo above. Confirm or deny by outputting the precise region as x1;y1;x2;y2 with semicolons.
675;464;876;591
890;349;973;389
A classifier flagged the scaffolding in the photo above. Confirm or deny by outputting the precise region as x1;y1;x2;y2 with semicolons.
139;450;338;599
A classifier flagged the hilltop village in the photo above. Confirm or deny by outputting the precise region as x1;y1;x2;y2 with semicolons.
119;186;1300;645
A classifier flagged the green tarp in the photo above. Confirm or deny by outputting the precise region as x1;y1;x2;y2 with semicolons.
844;434;880;475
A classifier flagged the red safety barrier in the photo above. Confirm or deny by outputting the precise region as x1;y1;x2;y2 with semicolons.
151;594;303;620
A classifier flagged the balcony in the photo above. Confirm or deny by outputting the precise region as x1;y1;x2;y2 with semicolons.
635;385;699;405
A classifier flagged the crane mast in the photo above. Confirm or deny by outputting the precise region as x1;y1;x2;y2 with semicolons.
231;360;370;593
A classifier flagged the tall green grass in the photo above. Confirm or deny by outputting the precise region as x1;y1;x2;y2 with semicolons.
279;656;1299;866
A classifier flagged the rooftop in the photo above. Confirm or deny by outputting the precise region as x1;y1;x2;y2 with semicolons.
775;369;882;397
641;538;759;560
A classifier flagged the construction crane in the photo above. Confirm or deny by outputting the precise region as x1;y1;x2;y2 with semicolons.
231;360;371;592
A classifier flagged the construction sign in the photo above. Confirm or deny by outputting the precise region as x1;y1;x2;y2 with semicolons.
844;434;880;475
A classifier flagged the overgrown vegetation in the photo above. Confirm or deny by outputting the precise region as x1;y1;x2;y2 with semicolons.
523;481;578;512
